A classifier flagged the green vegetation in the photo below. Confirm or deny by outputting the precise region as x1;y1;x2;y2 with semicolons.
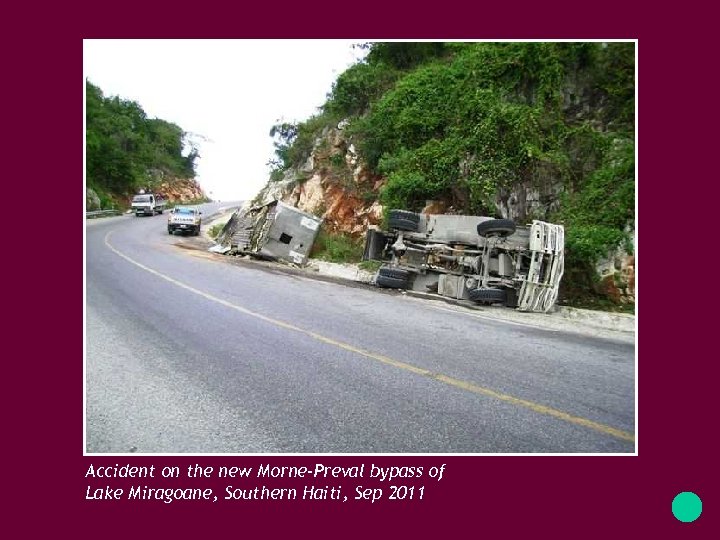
208;222;226;239
310;231;365;263
268;113;339;178
565;296;636;315
358;260;382;273
269;42;635;304
86;80;199;202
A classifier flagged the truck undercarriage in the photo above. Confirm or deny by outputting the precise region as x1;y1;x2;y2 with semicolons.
363;210;564;313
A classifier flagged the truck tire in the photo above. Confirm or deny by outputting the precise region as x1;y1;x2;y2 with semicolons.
505;287;519;308
168;227;173;234
376;275;409;289
194;226;200;236
376;267;411;289
469;287;507;304
476;219;516;237
158;209;163;214
389;210;420;232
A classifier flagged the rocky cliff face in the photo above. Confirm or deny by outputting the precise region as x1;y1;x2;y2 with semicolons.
594;227;635;304
258;125;571;233
256;127;384;236
156;177;207;204
86;187;102;211
495;177;565;224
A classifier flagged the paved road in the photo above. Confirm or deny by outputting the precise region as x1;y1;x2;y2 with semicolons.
85;204;635;453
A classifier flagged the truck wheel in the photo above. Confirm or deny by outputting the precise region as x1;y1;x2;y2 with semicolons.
477;219;516;237
194;227;200;236
469;287;507;304
376;267;410;289
158;209;163;214
389;210;420;232
505;287;519;308
376;275;410;289
168;227;173;235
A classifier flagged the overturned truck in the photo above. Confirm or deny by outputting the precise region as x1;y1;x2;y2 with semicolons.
213;200;323;266
364;210;564;313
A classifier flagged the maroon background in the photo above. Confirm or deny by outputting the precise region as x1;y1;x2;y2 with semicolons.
10;0;716;536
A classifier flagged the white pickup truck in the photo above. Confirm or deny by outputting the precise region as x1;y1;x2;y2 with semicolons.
131;193;166;216
167;206;202;236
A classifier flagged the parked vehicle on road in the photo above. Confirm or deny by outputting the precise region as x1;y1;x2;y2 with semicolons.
363;210;564;312
168;206;202;235
131;192;166;216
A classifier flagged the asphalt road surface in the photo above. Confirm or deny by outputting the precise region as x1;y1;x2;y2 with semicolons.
85;203;635;453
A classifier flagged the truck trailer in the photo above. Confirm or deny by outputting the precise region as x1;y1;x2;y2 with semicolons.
213;200;323;266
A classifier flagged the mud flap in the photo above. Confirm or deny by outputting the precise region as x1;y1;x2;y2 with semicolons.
363;230;392;262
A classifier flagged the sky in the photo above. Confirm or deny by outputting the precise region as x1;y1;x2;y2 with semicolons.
83;40;367;201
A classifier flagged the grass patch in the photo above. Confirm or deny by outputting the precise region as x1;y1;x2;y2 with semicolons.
310;230;364;263
358;260;382;273
558;296;635;314
208;222;226;239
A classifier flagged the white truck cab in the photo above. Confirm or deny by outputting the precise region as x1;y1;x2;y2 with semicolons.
131;192;166;216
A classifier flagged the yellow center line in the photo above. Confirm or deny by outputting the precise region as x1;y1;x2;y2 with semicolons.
102;231;635;444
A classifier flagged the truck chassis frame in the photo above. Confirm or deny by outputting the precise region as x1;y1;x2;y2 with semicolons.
363;210;564;313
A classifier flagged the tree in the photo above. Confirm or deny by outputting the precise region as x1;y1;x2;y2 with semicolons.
86;80;199;196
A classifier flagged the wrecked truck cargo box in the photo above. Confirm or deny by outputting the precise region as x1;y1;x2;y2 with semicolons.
214;200;322;266
364;210;564;313
207;244;231;254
